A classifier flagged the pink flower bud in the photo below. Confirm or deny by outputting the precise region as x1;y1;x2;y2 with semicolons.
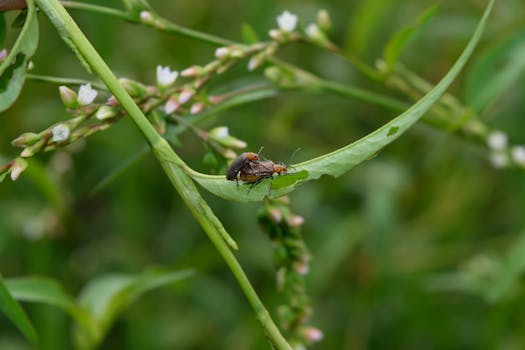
139;11;154;25
190;102;205;115
10;158;28;181
178;88;194;104
287;215;304;227
181;65;202;77
303;327;323;343
164;97;180;114
269;208;282;223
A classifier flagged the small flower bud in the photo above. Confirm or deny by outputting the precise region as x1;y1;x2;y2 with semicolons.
268;29;283;41
190;102;205;115
223;149;237;160
0;49;8;62
215;47;230;60
96;105;119;120
230;48;244;58
178;87;195;104
305;23;327;43
52;124;70;143
12;132;40;148
139;10;154;25
181;65;203;77
511;145;525;166
164;97;180;114
209;126;247;149
287;214;305;227
10;158;28;181
268;208;283;223
77;84;97;106
294;261;309;275
487;130;508;150
316;9;331;32
59;86;78;108
156;65;179;88
27;61;34;71
208;95;223;105
303;327;323;343
276;11;298;32
247;53;265;71
21;143;40;157
107;95;119;106
119;78;147;98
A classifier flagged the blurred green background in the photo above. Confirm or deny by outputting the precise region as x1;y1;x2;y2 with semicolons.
2;0;525;349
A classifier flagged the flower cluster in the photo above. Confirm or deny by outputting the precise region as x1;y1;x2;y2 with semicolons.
486;130;525;169
268;9;332;48
258;197;323;348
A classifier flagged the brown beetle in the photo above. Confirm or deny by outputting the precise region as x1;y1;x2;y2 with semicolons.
226;151;260;182
238;160;290;195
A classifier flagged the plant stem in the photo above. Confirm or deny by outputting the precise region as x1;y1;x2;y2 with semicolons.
27;73;106;89
60;1;133;21
61;1;234;46
35;0;291;348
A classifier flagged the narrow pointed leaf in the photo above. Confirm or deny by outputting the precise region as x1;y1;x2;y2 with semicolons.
383;4;440;70
466;28;525;112
6;276;99;340
77;269;194;346
190;0;494;202
0;274;38;344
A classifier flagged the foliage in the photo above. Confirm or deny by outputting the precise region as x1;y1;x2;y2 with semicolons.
2;0;525;349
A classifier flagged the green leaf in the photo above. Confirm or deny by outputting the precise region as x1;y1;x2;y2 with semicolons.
5;276;99;341
241;23;260;44
189;0;495;202
76;269;194;348
466;28;525;112
383;4;440;70
0;0;38;112
0;274;38;344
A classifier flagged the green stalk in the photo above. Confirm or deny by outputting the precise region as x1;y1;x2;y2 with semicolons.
61;1;234;46
34;0;291;348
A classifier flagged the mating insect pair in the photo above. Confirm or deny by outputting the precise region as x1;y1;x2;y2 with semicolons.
226;148;298;195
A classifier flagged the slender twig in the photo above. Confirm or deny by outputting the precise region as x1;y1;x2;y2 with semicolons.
61;1;233;46
27;74;107;89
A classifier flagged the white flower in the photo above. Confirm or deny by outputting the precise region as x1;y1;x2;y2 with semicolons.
139;11;154;24
276;11;298;32
52;124;70;142
156;65;179;87
511;145;525;166
306;23;321;38
77;84;97;106
212;126;229;138
487;130;508;150
489;152;508;169
215;47;230;59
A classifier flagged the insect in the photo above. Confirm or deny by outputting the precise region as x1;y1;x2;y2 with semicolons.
226;151;260;182
238;160;290;195
226;148;300;195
